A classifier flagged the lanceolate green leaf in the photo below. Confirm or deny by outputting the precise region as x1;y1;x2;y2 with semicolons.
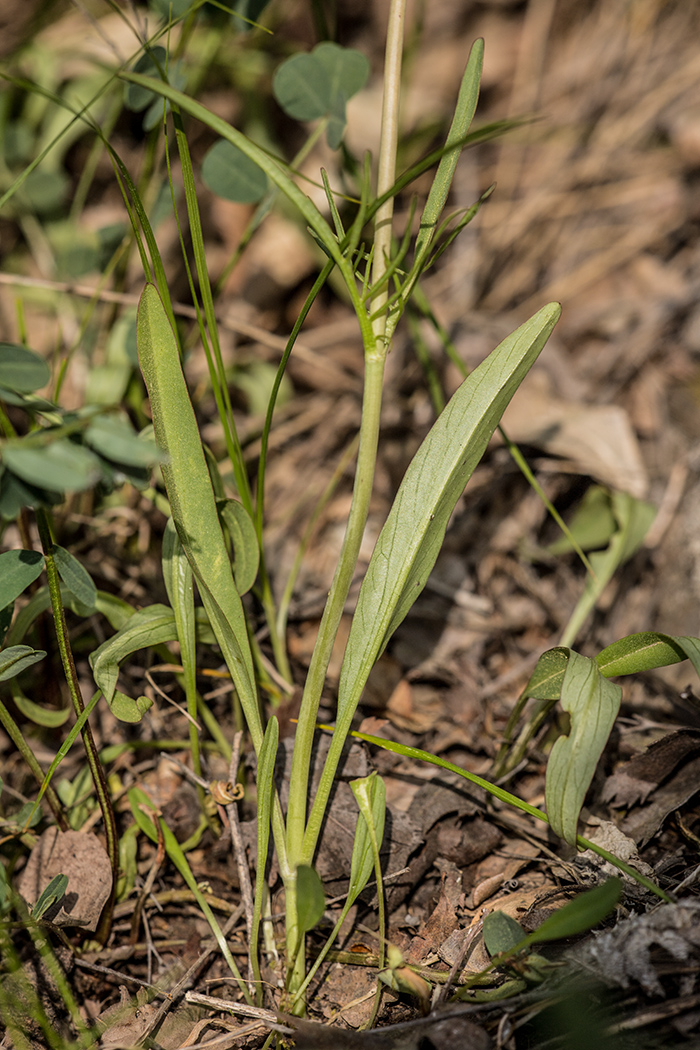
525;877;621;945
596;631;696;678
301;304;560;864
348;772;386;907
523;647;570;700
339;303;561;720
413;39;483;269
546;650;621;845
53;545;96;614
136;284;262;749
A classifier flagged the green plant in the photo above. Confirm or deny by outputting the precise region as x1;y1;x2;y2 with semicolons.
1;0;698;1036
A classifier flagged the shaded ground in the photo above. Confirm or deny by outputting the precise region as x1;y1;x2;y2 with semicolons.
3;0;700;1047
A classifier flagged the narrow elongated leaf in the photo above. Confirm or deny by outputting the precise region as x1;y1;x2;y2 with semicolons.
53;545;96;614
338;304;560;721
413;39;483;267
137;285;262;748
127;787;251;1001
32;873;69;920
120;74;347;279
348;772;386;906
0;549;44;607
162;517;197;687
596;632;688;677
526;878;621;945
546;650;621;845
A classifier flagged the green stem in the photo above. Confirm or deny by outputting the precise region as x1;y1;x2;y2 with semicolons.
370;0;405;345
283;0;407;1005
36;509;118;937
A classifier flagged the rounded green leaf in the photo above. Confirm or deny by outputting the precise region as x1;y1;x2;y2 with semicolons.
483;911;526;956
314;43;370;103
20;169;69;214
0;550;44;607
108;690;153;723
0;345;50;394
53;545;97;615
273;52;331;121
124;47;168;112
85;414;162;468
0;471;63;518
4;439;101;493
201;139;268;204
296;864;325;934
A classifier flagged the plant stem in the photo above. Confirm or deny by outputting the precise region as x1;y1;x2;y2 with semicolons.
35;509;118;938
370;0;406;345
283;0;407;1005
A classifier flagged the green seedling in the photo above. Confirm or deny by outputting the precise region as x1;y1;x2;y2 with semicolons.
0;0;698;1037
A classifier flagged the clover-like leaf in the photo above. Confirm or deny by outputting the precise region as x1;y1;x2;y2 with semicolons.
201;140;268;204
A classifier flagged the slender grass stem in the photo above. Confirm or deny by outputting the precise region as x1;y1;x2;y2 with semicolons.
283;0;407;1006
35;509;117;940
